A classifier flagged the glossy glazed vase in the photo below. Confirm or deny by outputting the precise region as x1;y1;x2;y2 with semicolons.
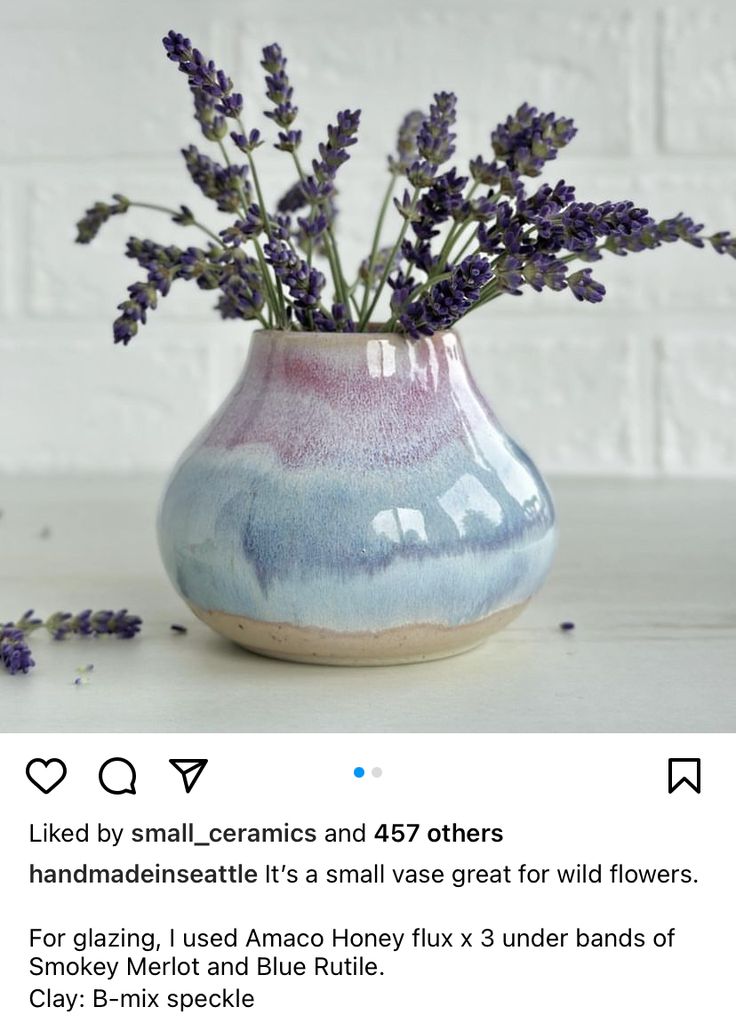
158;329;556;666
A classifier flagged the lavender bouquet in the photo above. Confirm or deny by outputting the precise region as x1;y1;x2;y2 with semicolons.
77;31;736;341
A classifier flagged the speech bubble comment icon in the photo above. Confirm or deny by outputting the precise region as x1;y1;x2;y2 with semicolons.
26;758;67;794
99;757;137;795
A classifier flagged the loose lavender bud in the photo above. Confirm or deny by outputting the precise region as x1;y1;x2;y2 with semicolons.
75;194;130;244
1;625;35;675
261;43;299;133
388;110;425;174
182;145;250;213
568;268;605;303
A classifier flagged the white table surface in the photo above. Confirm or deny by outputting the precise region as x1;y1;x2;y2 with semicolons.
0;476;734;733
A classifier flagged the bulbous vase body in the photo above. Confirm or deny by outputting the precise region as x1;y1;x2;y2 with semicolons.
158;329;556;665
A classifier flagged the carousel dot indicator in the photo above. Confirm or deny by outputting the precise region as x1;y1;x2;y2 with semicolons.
353;766;365;778
371;767;383;778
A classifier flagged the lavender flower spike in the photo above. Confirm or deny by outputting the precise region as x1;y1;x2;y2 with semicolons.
45;609;142;640
409;92;457;186
492;103;577;177
76;194;130;244
1;625;35;675
388;110;425;174
264;238;326;326
261;43;301;151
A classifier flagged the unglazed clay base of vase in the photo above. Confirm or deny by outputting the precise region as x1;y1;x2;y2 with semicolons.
188;601;528;667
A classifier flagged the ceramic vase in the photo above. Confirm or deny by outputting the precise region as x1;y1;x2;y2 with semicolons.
158;329;556;665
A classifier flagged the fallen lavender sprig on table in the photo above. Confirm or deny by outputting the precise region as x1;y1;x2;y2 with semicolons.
1;610;142;676
1;625;35;675
76;33;736;339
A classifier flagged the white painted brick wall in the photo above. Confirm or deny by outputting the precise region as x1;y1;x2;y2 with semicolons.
1;0;735;476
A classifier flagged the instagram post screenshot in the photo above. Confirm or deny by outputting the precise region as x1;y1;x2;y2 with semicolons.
1;0;735;1019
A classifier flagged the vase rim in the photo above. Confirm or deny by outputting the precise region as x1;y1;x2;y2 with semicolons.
252;327;460;343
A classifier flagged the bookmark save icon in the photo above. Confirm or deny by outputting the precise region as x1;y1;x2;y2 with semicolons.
169;759;208;793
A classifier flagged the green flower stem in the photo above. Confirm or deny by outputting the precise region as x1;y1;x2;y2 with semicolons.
128;202;222;246
359;186;420;331
435;181;480;271
357;171;398;326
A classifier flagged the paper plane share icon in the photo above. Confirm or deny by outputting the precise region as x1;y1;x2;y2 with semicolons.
169;759;208;793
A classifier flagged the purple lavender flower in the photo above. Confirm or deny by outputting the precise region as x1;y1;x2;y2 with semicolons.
277;181;309;214
75;194;130;243
491;103;576;177
163;31;233;102
392;254;492;338
280;109;359;244
316;109;361;177
359;246;401;288
275;130;303;153
192;89;227;142
261;44;299;134
163;31;242;141
220;205;264;245
400;239;437;275
522;254;568;293
46;609;142;640
231;128;263;154
414;92;457;170
313;303;356;332
568;268;606;303
1;625;35;675
492;254;525;296
414;168;469;233
468;157;504;187
162;30;192;64
216;266;265;321
711;231;736;258
388;110;425;174
78;40;736;338
264;238;326;325
182;145;250;213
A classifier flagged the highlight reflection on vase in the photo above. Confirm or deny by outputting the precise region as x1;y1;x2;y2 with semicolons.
158;329;556;665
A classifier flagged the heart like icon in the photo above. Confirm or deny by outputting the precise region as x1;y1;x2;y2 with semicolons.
26;758;67;794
